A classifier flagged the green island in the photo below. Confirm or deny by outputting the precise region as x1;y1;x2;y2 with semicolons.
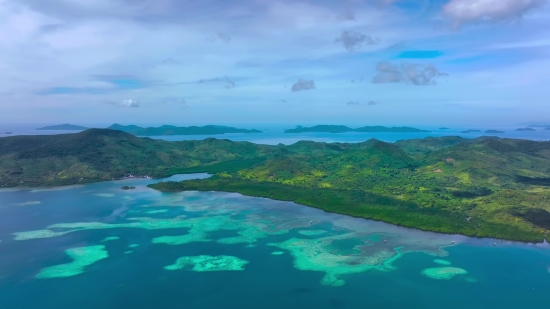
36;124;89;130
108;124;261;136
285;125;429;133
1;129;550;242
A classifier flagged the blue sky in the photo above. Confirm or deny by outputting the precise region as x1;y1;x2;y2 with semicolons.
0;0;549;126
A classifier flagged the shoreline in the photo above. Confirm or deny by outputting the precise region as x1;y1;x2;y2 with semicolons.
1;172;547;245
147;178;548;244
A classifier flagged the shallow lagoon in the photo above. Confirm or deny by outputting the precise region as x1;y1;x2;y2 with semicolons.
0;175;549;309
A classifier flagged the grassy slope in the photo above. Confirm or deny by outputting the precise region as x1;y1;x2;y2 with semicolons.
2;129;550;241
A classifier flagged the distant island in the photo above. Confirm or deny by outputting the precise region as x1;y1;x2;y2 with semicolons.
545;127;550;131
516;128;536;132
439;127;450;130
461;130;481;133
108;124;262;136
484;130;505;134
285;125;429;133
121;186;135;190
4;132;12;135
36;124;88;130
1;129;550;242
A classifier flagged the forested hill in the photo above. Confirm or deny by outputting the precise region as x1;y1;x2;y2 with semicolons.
0;129;272;186
284;125;429;133
1;129;550;241
108;124;262;135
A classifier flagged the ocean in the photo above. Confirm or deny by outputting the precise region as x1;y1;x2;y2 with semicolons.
0;175;549;309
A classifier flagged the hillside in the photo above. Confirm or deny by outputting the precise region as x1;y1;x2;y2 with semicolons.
0;129;272;186
150;137;550;242
1;129;550;241
108;124;262;135
284;125;429;133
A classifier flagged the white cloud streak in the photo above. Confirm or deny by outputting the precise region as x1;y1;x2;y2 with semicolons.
443;0;548;26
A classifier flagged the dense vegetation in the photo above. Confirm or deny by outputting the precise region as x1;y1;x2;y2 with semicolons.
108;124;261;135
2;129;550;242
0;129;272;186
284;125;429;133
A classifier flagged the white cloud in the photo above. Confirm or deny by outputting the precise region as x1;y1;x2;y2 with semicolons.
334;30;380;52
443;0;548;26
372;61;448;85
291;79;316;92
108;99;139;108
337;9;355;21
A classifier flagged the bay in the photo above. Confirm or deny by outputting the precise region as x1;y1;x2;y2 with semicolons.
0;174;549;309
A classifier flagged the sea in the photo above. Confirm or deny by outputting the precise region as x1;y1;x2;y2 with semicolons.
0;125;549;308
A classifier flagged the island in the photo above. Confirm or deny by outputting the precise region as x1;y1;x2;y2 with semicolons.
439;127;450;130
108;124;262;136
36;124;88;130
461;130;481;133
545;127;550;131
516;128;536;132
1;129;549;242
4;132;12;134
285;125;429;133
121;186;136;190
484;130;505;134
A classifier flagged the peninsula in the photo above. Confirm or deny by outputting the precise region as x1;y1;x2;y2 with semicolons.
1;129;549;242
36;124;88;130
108;124;262;136
285;125;429;133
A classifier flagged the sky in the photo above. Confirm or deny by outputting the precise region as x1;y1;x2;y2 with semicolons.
0;0;549;126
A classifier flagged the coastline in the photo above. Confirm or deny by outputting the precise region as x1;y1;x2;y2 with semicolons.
147;178;547;243
1;171;546;245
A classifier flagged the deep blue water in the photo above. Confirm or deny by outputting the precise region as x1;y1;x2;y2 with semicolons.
0;175;549;309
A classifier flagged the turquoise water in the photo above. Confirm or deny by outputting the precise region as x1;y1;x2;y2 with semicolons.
0;175;549;308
